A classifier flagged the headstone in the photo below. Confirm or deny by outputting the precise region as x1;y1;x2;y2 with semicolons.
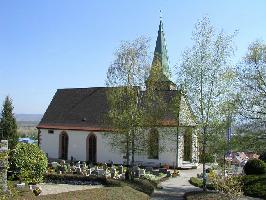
0;140;8;192
97;169;106;177
103;163;107;171
86;168;92;176
76;167;82;175
51;162;58;168
82;162;87;168
146;166;153;173
118;165;123;174
139;169;145;176
60;160;66;165
76;161;81;168
135;169;140;178
110;167;116;178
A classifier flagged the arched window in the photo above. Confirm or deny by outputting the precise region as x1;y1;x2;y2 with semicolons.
183;128;192;161
148;129;159;159
59;131;68;160
86;133;97;163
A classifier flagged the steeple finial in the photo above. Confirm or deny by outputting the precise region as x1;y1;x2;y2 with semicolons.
160;10;162;21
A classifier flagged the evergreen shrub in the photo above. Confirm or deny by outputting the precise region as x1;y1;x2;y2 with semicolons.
243;159;266;175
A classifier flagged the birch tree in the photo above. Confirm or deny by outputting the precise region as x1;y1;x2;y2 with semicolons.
105;37;150;166
177;17;236;190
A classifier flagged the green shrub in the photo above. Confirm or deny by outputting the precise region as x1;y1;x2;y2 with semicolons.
189;177;203;188
259;152;266;163
128;179;155;195
243;174;266;199
45;173;107;185
9;143;48;184
243;159;266;175
199;153;214;163
189;177;215;190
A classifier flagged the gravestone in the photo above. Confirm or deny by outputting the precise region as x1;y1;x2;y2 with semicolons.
139;169;145;176
0;140;8;193
118;165;123;174
110;167;116;178
103;163;107;171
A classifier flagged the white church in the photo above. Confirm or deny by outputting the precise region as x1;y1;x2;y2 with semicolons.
37;19;199;168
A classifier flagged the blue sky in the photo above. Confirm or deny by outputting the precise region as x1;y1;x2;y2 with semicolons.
0;0;266;114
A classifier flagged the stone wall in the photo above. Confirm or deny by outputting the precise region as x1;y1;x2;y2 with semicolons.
0;140;8;193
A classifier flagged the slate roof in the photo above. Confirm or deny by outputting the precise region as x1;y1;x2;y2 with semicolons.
37;87;184;131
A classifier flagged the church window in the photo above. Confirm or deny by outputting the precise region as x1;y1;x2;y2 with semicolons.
148;129;159;159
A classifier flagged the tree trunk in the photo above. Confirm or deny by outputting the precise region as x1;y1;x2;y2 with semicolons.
202;126;207;191
126;133;130;166
176;126;179;168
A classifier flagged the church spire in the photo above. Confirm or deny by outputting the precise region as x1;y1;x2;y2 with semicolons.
151;14;171;79
146;14;176;90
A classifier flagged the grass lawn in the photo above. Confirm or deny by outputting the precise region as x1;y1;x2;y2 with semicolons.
15;186;149;200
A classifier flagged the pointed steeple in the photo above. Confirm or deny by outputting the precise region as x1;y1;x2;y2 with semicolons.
146;14;176;90
152;14;171;78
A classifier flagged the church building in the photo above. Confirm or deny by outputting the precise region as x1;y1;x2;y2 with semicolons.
37;19;199;168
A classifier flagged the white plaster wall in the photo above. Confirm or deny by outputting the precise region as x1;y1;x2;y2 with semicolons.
39;129;59;159
39;129;123;163
39;127;197;167
96;132;123;164
67;131;87;161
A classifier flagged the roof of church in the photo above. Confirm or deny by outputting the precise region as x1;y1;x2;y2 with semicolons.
37;18;197;131
37;87;184;131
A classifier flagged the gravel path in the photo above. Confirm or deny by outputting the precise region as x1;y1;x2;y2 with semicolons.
151;165;202;200
37;183;103;196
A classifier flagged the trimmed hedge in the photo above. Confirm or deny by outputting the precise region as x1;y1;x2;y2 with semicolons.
44;174;157;196
243;159;266;175
189;177;215;190
45;174;107;185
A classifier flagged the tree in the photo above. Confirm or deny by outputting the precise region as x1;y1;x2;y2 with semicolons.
236;41;266;147
177;17;236;190
105;36;150;166
0;96;18;149
238;41;266;123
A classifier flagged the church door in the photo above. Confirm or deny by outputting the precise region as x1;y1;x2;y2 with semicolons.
87;134;97;163
59;132;68;160
183;128;192;161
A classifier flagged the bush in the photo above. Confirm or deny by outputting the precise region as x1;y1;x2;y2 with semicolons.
243;159;266;175
189;177;215;190
259;152;266;163
45;173;107;185
9;143;48;183
199;153;214;163
242;174;266;199
189;177;203;188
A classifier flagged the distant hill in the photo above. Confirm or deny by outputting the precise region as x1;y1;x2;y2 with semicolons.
15;114;43;122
